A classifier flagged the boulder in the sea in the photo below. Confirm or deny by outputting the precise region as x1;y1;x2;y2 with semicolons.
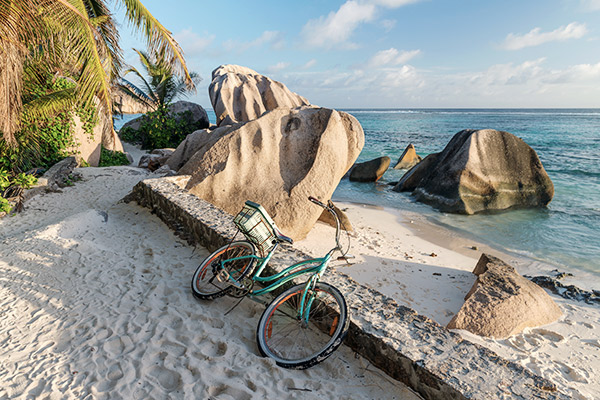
349;156;390;182
447;254;562;339
209;64;310;126
393;153;440;192
178;106;364;240
393;129;554;214
318;205;353;232
393;144;422;169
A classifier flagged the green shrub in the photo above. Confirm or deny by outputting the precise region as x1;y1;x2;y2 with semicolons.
119;126;140;144
119;106;203;150
0;168;38;215
98;146;130;167
0;197;11;214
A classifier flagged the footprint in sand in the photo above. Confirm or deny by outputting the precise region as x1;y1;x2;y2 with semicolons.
207;383;253;400
197;340;228;359
529;328;565;343
147;365;182;391
555;361;588;383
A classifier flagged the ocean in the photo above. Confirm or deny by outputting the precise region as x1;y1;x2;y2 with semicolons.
335;109;600;280
114;108;600;280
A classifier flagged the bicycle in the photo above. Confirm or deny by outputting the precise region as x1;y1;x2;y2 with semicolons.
191;196;350;369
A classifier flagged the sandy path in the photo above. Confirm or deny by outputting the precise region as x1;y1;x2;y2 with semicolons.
0;167;420;399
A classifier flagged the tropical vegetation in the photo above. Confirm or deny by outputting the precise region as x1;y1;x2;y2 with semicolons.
0;0;194;214
119;47;201;111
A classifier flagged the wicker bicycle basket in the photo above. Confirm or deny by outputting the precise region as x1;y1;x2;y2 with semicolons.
233;201;277;256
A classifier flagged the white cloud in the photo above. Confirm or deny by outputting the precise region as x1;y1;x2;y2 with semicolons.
266;62;291;74
300;0;424;49
224;30;285;53
174;29;215;57
368;48;420;67
301;1;376;49
381;19;397;32
303;59;317;69
545;62;600;83
468;59;546;86
582;0;600;10
271;58;600;108
502;22;587;50
368;0;422;7
252;31;285;50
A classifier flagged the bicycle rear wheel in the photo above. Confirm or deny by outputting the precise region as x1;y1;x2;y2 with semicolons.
191;241;256;300
256;282;349;369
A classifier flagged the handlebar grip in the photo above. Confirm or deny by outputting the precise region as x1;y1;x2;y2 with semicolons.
308;196;326;208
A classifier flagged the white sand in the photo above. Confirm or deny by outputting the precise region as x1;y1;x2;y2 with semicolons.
0;167;421;399
296;202;600;400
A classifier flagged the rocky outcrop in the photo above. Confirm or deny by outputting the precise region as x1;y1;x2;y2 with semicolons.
70;113;124;167
168;101;210;129
447;254;562;339
139;149;175;171
318;205;353;231
120;101;209;133
178;106;364;240
166;126;238;172
393;129;554;214
209;65;309;126
393;144;422;169
349;156;390;182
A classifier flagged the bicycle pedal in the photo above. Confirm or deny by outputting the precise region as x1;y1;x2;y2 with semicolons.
216;270;230;283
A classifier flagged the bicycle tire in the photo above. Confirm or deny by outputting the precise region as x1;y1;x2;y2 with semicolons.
256;282;349;369
191;241;256;300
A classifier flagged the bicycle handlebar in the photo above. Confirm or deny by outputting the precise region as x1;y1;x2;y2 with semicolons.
308;196;343;254
308;196;327;208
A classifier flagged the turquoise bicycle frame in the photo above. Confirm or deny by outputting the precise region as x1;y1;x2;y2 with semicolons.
217;242;335;322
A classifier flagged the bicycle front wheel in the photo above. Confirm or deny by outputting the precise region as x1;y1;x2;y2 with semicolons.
256;282;349;369
191;241;256;300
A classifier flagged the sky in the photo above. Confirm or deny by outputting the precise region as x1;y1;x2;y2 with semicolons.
114;0;600;109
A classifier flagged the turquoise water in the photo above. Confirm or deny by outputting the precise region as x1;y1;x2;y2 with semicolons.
335;109;600;278
115;109;600;278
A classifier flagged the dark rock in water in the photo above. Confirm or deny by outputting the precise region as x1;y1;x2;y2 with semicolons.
393;129;554;214
527;276;600;305
394;153;440;192
393;144;422;169
349;156;390;182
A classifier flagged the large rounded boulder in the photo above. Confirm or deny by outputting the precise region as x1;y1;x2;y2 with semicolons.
178;106;364;240
209;65;310;126
393;129;554;214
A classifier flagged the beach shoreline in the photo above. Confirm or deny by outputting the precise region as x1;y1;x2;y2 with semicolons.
296;201;599;399
1;162;598;399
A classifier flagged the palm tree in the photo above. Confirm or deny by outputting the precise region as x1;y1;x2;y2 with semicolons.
0;0;194;147
118;47;202;111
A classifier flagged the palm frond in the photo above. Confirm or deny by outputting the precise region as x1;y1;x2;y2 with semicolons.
116;78;158;110
117;0;194;89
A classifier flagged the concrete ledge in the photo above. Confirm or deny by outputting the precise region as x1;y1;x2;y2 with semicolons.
127;176;568;400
